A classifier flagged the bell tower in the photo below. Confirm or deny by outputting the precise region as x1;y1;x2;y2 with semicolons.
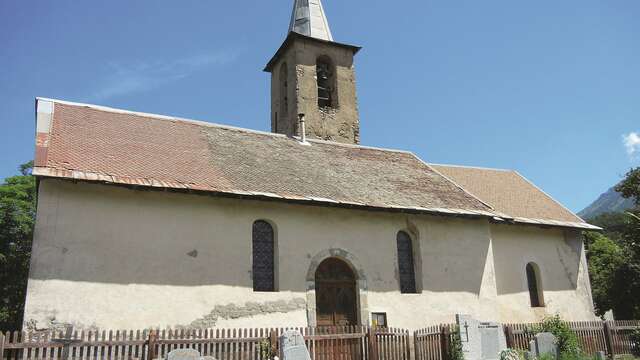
265;0;362;144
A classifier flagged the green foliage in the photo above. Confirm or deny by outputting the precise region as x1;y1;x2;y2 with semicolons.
537;354;556;360
611;210;640;319
584;232;627;316
450;326;464;360
615;168;640;207
500;348;523;360
631;328;640;357
587;212;630;242
0;161;36;331
585;166;640;320
259;339;272;359
530;315;580;359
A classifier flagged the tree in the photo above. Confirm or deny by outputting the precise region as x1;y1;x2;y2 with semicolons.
616;168;640;206
585;232;626;316
587;212;629;242
584;167;640;319
585;167;640;319
616;210;640;318
0;161;36;331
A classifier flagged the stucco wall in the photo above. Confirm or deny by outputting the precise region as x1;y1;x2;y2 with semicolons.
492;225;595;322
24;179;595;331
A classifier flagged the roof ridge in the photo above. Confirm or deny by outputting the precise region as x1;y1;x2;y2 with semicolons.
37;97;412;155
37;97;290;139
306;138;412;154
429;163;515;173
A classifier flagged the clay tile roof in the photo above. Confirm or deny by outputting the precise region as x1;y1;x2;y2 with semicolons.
33;99;495;218
429;164;596;229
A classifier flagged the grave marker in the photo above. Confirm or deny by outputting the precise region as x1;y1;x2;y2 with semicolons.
279;330;311;360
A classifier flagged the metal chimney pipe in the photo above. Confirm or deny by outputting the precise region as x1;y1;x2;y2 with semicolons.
298;113;307;143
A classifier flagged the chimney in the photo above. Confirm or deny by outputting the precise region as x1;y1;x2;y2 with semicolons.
298;113;308;144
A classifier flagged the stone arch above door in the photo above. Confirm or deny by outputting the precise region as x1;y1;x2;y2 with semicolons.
305;248;369;327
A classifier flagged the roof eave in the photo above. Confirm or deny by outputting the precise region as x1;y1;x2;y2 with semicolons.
490;216;602;232
264;32;362;72
33;168;495;222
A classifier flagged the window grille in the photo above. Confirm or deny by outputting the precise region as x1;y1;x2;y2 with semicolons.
397;231;417;294
252;220;275;292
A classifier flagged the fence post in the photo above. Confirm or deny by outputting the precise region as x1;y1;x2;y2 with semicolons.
147;330;157;360
368;327;379;360
61;326;74;360
270;330;278;359
0;332;4;360
603;321;615;358
440;326;451;360
413;331;419;360
504;325;515;349
405;330;413;360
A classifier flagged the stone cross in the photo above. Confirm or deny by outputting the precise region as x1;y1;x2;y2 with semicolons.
279;330;311;360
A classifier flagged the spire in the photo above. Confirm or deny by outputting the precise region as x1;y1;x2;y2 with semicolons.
289;0;334;42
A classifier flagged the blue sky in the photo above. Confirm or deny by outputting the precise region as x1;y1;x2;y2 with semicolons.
1;0;639;213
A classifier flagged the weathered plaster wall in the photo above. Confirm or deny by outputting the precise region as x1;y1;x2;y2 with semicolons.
269;37;360;144
270;48;297;137
24;180;595;331
491;225;596;322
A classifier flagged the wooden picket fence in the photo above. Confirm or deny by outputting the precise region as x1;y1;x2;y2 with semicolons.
503;320;640;357
413;325;454;360
0;326;410;360
605;320;640;356
1;321;639;360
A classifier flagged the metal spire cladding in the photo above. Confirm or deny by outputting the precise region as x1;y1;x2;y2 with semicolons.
289;0;334;41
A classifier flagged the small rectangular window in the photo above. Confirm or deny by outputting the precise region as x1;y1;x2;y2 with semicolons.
372;312;388;328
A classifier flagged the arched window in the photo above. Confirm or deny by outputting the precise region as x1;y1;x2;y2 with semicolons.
316;57;335;108
526;262;544;307
279;63;289;119
397;231;417;294
252;220;275;292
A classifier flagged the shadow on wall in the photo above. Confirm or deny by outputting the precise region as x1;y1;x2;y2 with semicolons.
492;225;583;294
31;182;492;297
413;219;490;295
32;180;567;297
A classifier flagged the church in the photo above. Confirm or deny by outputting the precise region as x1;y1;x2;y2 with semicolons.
24;0;599;331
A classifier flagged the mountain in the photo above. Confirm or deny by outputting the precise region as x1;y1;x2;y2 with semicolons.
579;187;635;220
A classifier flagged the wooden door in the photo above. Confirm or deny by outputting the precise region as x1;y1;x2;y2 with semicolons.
315;258;358;327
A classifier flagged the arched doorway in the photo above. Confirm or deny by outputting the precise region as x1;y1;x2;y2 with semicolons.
315;257;358;326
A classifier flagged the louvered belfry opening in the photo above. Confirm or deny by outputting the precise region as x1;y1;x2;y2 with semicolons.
316;57;335;108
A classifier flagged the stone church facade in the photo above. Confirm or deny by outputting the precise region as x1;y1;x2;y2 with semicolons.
24;0;598;331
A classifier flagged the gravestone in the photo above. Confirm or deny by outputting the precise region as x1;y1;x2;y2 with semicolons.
279;330;311;360
456;314;507;360
527;332;558;359
604;310;615;321
167;349;201;360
